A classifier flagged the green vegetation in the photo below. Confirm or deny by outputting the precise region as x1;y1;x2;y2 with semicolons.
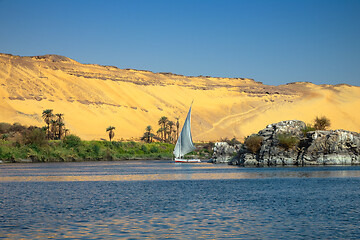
0;108;215;162
0;110;177;162
141;125;154;143
277;133;300;150
141;116;180;144
302;116;331;135
244;134;263;154
301;123;316;135
173;142;214;159
41;109;68;140
0;131;174;162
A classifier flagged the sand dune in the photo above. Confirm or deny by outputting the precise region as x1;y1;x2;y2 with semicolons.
0;53;359;141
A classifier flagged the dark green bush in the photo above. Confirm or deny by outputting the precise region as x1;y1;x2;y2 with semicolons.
149;145;159;153
1;134;9;140
127;149;135;155
140;144;149;153
63;134;82;148
0;123;12;134
23;128;47;146
302;124;316;135
92;143;101;156
244;134;263;154
277;133;300;150
10;123;27;133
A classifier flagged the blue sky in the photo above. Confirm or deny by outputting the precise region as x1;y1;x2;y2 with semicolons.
0;0;359;86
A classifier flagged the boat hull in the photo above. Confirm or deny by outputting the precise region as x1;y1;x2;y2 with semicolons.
174;158;201;163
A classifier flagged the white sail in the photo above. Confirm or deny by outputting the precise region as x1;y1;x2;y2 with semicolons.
173;104;196;158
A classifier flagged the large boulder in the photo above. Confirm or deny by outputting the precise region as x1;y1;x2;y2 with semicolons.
301;130;360;165
211;142;241;163
258;120;305;166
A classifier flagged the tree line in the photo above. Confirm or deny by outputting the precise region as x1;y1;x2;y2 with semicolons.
42;109;69;140
141;116;180;144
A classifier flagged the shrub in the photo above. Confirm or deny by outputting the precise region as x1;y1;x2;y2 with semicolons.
244;134;263;154
127;149;135;155
10;123;27;133
92;143;101;156
203;141;215;153
23;128;47;146
149;145;159;153
111;141;123;148
140;144;149;153
103;149;114;161
0;146;14;161
0;123;12;134
1;134;9;140
63;134;82;148
13;132;24;146
314;116;331;130
277;133;300;150
302;124;316;135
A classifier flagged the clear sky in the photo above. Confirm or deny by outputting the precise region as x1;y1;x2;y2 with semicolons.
0;0;359;86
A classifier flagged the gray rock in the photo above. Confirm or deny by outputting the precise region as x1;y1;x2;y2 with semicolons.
243;153;258;166
229;120;360;166
212;142;241;163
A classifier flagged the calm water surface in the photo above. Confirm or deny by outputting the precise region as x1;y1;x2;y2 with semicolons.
1;161;360;239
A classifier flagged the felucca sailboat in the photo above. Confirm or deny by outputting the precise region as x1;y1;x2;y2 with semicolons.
173;102;201;163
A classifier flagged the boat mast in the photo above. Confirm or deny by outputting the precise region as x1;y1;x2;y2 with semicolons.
179;134;182;159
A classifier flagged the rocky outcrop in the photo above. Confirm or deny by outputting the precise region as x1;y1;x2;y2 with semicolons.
257;120;305;166
210;142;241;163
229;120;360;166
301;130;360;165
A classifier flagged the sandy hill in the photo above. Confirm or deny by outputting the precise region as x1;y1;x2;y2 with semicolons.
0;53;359;141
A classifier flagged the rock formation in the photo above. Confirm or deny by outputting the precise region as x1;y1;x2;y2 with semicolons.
210;142;241;163
229;120;360;166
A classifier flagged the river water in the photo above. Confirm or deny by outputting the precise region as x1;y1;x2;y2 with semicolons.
1;161;360;239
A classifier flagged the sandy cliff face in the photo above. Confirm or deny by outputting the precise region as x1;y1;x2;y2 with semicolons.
0;53;359;141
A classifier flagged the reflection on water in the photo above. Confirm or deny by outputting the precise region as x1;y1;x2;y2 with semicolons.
1;161;360;182
1;161;360;239
1;170;360;182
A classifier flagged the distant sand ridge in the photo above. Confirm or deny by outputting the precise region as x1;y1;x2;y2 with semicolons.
0;53;359;141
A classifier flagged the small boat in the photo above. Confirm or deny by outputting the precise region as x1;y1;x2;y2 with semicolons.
173;102;201;163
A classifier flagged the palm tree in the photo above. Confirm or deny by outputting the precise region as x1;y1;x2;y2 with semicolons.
106;126;116;141
175;117;180;142
55;113;64;139
56;113;64;121
57;122;65;139
158;116;168;142
141;125;154;143
172;129;176;143
156;128;163;141
42;109;53;139
50;119;57;140
167;121;174;143
145;125;152;143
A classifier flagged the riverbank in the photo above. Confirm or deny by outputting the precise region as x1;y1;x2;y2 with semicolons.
0;138;213;163
0;139;173;163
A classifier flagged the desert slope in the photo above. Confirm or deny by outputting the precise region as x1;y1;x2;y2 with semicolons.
0;53;359;141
